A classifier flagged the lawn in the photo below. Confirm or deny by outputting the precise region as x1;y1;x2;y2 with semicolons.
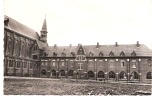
3;77;152;95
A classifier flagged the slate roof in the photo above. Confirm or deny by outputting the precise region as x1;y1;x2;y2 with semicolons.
45;44;152;57
4;15;39;39
4;15;48;50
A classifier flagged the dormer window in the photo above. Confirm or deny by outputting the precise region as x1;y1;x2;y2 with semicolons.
89;52;94;57
109;51;114;57
99;52;104;57
70;52;75;57
61;52;66;57
53;52;57;57
120;51;125;57
131;51;136;57
44;52;48;57
4;17;9;26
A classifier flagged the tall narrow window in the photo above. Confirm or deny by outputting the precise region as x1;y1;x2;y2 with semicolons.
61;62;64;66
121;61;125;67
109;60;114;67
99;60;103;67
132;60;136;68
52;62;56;67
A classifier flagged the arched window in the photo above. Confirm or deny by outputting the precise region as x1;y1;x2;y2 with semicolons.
131;71;139;79
89;52;94;57
109;51;114;57
7;37;12;54
60;70;65;76
98;71;105;78
120;51;125;57
119;71;127;79
131;51;136;57
99;52;104;57
88;71;94;78
21;42;25;56
109;71;115;78
68;70;73;76
51;70;56;76
41;69;46;75
146;72;152;79
15;39;20;56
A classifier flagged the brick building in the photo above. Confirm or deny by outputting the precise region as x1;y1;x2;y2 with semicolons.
4;15;152;83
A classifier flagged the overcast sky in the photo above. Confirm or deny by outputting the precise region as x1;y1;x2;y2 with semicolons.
4;0;152;49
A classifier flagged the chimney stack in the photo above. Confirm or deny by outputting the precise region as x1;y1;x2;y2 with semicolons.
115;42;118;47
70;44;72;47
97;42;99;48
54;44;57;48
136;41;140;47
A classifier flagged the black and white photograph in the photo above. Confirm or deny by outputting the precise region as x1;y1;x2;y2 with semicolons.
2;0;152;97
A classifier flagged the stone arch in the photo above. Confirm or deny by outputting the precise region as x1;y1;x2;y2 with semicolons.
109;71;115;78
119;71;127;79
68;70;73;76
130;71;139;79
51;70;56;76
60;70;65;76
41;69;46;75
88;70;94;78
98;71;105;78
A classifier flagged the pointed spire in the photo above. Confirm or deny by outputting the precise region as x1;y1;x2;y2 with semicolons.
41;15;47;32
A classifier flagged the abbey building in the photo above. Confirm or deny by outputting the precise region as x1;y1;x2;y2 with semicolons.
4;15;152;83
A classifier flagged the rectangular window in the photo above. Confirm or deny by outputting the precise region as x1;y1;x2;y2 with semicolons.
132;62;136;68
33;55;38;59
132;60;136;68
30;63;33;70
70;61;73;67
52;62;56;67
23;62;27;68
9;60;13;67
121;61;125;67
109;60;114;67
61;62;64;66
89;60;93;67
45;61;48;66
16;61;20;68
41;62;44;66
99;60;103;67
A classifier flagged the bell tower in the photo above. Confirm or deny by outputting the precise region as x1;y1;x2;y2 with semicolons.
40;15;48;43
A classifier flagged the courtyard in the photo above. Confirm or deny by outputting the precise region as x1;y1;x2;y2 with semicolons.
3;76;152;95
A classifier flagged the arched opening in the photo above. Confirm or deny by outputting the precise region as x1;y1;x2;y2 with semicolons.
98;71;105;78
119;71;127;79
130;71;139;79
51;70;56;76
60;70;65;76
88;71;94;78
109;71;115;78
68;70;73;76
146;72;152;79
41;69;46;75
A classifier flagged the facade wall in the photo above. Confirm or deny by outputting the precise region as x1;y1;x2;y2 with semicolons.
38;57;152;83
4;27;152;84
4;28;39;77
